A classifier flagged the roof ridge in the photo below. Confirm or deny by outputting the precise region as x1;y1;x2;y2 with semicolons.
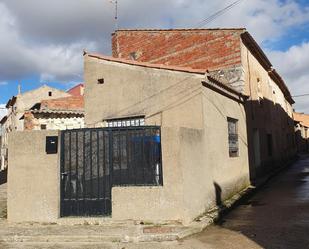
86;53;207;75
113;28;246;32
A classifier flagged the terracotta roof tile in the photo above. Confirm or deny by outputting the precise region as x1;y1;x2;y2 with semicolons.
86;53;207;75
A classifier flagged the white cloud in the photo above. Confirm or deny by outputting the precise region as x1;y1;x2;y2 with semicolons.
267;42;309;113
0;82;7;85
0;2;101;83
0;0;308;90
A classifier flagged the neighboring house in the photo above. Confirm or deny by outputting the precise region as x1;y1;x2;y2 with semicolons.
293;112;309;153
5;85;71;132
23;96;84;131
67;83;84;96
1;85;71;171
112;28;296;181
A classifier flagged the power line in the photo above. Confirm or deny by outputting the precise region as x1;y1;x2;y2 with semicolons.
195;0;246;28
292;94;309;98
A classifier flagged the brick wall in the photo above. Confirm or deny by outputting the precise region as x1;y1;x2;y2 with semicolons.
24;112;36;130
41;96;84;111
112;29;245;70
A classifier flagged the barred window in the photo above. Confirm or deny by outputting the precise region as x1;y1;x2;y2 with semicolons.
228;117;239;157
106;116;145;128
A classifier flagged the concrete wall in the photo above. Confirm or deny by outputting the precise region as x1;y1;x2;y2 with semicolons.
84;56;205;128
8;130;60;222
181;87;249;222
113;127;185;222
85;55;250;224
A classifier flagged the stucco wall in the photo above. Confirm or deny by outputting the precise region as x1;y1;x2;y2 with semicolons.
85;55;250;224
8;130;60;222
181;88;249;222
113;127;185;222
84;56;205;129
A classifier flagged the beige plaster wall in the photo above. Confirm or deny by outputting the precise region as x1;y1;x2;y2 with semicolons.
85;56;250;224
8;130;60;222
181;88;250;223
113;127;185;222
84;56;204;129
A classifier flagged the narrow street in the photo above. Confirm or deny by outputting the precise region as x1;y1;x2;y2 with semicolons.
183;155;309;249
0;156;309;249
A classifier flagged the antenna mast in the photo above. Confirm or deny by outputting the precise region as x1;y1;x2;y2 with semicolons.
110;0;118;30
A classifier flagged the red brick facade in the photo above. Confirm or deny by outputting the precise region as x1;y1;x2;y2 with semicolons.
112;29;245;71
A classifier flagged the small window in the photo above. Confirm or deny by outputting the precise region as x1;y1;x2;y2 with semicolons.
41;124;47;130
48;91;52;97
106;116;145;128
267;134;273;157
98;78;104;84
227;117;239;157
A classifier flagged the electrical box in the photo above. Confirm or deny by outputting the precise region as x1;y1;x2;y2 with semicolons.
46;136;58;154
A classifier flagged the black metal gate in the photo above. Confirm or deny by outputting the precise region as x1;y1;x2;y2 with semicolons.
60;126;162;217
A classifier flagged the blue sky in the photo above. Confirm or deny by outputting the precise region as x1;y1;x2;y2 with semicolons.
0;0;309;116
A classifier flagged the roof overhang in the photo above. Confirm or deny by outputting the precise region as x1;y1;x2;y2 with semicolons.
202;75;248;104
241;32;294;105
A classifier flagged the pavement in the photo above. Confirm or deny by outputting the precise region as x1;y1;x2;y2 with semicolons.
0;155;309;248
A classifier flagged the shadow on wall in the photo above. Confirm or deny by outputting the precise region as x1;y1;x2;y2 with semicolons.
244;98;297;184
295;128;309;154
213;182;226;224
0;169;7;185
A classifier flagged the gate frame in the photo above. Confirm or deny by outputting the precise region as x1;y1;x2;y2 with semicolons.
59;126;163;218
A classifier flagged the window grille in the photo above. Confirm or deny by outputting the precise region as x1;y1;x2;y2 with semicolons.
227;117;239;157
106;116;145;128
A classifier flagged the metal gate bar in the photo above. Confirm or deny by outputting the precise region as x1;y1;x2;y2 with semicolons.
60;126;163;217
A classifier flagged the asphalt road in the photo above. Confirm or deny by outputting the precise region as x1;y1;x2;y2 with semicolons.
1;155;309;249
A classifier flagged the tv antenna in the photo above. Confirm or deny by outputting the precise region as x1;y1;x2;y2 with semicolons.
109;0;118;30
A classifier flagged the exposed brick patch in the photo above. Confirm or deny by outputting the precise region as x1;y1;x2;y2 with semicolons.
112;29;244;71
41;96;84;111
24;111;37;130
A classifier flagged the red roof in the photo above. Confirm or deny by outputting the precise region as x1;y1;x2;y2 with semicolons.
67;83;84;96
